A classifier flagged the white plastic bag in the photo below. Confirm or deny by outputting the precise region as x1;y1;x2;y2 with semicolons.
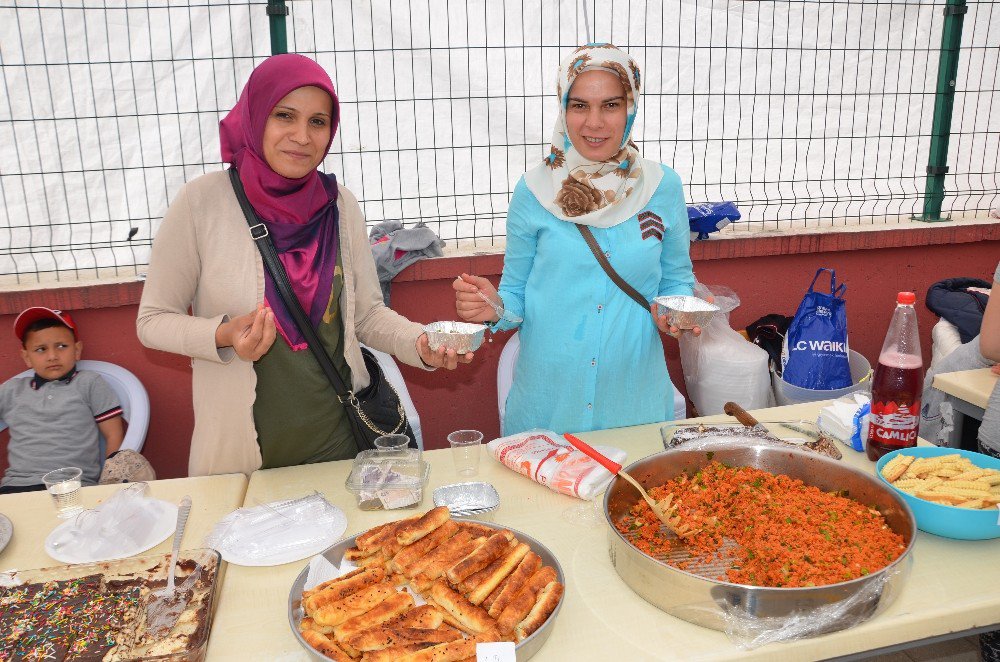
486;429;624;500
720;556;911;649
204;493;348;565
679;283;772;415
47;483;160;560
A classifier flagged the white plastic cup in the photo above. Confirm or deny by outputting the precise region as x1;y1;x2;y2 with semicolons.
42;467;84;519
448;430;483;476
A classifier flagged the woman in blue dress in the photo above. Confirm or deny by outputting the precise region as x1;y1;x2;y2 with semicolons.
454;44;698;436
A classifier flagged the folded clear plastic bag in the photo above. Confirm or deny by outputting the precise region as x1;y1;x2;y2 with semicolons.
203;493;347;562
717;554;912;649
48;482;157;558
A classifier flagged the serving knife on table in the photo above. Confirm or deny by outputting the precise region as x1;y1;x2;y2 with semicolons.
723;401;774;437
722;401;843;459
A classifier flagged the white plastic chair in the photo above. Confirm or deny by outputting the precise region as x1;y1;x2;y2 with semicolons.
496;331;687;429
363;346;424;451
0;360;149;455
497;332;521;426
929;318;963;373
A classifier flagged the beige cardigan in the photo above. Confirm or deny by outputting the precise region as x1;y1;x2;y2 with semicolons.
137;171;427;476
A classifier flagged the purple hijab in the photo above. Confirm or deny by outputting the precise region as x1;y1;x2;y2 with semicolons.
220;54;342;351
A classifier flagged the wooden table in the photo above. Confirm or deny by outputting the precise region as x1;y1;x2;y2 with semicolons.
0;473;248;571
933;367;997;419
206;403;1000;661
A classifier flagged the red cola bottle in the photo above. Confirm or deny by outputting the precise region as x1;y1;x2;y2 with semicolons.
866;292;923;461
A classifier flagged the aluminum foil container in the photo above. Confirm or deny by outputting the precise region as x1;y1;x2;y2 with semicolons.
653;295;720;329
433;482;500;520
424;321;487;353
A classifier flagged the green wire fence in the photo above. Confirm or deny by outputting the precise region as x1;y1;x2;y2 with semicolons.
1;0;997;285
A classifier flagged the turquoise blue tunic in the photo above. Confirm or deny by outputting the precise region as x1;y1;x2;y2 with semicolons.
494;164;695;435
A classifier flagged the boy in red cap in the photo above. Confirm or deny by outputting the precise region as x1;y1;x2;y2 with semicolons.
0;307;125;493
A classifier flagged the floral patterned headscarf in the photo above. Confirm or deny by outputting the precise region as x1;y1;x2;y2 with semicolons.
524;43;662;228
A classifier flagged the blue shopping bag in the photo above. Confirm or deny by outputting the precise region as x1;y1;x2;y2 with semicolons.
780;268;852;390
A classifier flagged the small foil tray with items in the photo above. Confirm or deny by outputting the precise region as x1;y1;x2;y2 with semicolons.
605;444;915;649
288;506;565;662
0;548;220;662
652;294;720;330
423;321;487;354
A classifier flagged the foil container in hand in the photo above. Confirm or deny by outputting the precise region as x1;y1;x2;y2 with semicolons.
433;482;500;520
424;321;487;353
653;295;720;329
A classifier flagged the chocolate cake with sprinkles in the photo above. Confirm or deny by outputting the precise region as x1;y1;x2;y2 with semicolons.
0;550;218;662
0;575;142;660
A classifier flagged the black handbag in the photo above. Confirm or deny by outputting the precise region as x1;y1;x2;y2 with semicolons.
228;168;415;452
746;313;794;375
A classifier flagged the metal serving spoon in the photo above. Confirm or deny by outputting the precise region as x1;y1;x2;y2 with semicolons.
146;495;192;637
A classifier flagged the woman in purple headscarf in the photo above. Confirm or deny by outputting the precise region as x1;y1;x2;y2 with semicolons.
138;54;472;476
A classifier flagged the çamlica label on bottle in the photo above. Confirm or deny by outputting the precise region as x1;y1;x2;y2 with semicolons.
868;399;920;447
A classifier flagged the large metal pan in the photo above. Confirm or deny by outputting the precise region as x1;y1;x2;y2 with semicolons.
288;520;565;661
604;444;916;633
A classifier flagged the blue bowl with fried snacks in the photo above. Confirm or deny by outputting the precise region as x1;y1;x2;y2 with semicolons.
876;447;1000;540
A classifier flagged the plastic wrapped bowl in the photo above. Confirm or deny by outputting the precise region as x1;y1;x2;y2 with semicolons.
652;295;720;330
424;321;487;353
876;447;1000;540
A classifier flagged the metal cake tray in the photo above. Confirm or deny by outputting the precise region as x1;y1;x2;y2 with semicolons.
288;519;564;661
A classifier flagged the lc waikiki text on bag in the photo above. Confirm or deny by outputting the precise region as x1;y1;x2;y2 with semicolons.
781;268;853;391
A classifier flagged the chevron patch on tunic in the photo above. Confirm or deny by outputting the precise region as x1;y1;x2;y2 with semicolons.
638;211;664;240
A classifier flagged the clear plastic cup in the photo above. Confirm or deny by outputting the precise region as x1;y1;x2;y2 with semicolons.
374;433;410;455
448;430;483;476
42;467;84;519
562;493;606;528
374;433;417;463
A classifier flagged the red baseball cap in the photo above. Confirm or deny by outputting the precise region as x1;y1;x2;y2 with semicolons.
14;307;79;341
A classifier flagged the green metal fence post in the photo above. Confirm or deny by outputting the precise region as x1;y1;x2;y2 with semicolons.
267;0;289;55
918;0;967;222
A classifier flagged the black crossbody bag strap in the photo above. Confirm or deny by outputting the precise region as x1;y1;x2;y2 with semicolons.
575;223;650;311
228;167;353;403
